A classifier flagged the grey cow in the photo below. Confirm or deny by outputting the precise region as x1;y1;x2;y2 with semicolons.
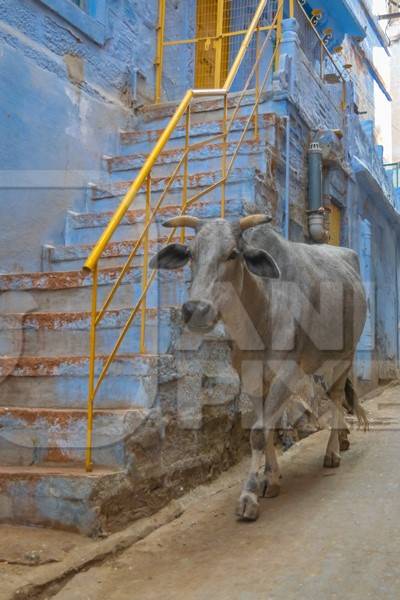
150;214;368;521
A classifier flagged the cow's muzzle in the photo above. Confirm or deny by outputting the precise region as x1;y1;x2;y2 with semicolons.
181;300;217;331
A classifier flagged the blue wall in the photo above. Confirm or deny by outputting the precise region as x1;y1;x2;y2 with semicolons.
0;0;158;272
270;14;400;385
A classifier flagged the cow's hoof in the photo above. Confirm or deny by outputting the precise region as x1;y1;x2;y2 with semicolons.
323;452;341;468
339;437;350;452
264;483;280;498
236;492;260;521
259;477;280;498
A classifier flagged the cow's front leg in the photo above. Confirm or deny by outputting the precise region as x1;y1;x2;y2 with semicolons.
259;430;281;498
236;424;264;521
259;361;302;498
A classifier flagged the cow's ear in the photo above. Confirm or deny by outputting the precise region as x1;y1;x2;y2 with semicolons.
243;248;280;279
149;243;191;270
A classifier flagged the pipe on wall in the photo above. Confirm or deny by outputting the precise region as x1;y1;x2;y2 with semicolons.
308;142;322;211
307;141;326;242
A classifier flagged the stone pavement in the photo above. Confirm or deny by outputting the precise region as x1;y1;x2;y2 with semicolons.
48;384;400;600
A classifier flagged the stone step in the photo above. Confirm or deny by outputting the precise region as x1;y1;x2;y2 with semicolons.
105;139;264;181
0;464;123;534
88;167;256;211
42;234;180;272
138;91;268;126
119;113;275;154
0;266;189;312
0;406;148;469
0;307;179;357
0;354;175;409
65;196;245;246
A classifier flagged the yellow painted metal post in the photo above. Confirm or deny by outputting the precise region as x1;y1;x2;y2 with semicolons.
221;93;228;218
289;0;294;18
274;1;284;71
155;0;166;103
85;264;98;472
214;0;225;88
181;107;191;243
140;176;151;354
254;27;260;142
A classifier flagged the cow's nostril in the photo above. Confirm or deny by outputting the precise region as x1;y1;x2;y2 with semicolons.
182;301;213;324
182;301;197;323
197;301;211;316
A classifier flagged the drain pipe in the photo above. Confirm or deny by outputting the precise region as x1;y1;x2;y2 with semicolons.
284;116;290;239
307;141;326;242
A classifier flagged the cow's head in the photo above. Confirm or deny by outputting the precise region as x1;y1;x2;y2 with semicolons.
149;215;280;332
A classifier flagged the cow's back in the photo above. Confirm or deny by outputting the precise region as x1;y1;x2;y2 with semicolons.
246;226;367;369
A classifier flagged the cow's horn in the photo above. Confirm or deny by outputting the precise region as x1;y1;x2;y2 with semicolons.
162;216;203;230
239;214;272;231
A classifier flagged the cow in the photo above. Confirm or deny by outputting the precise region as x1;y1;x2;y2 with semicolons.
150;214;368;521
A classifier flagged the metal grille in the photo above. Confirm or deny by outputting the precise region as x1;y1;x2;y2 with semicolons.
160;0;278;100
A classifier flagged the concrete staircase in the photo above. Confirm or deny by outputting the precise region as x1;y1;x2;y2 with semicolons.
0;95;278;534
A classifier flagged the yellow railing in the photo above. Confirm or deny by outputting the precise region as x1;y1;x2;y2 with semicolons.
83;0;284;471
82;0;349;471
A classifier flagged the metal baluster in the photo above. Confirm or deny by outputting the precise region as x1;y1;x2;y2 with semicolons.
140;176;151;354
85;264;98;472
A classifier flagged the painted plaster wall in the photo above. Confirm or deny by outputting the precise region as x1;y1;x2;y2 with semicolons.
343;39;376;121
272;17;399;386
391;40;400;162
357;189;400;384
0;0;159;272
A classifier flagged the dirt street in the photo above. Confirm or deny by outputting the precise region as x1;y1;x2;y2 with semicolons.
25;386;400;598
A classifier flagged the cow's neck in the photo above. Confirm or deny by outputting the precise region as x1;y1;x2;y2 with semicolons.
220;260;270;354
241;266;270;337
222;226;287;352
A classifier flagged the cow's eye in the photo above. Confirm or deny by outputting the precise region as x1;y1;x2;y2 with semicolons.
227;249;239;261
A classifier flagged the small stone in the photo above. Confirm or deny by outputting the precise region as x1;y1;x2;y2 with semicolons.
24;550;41;565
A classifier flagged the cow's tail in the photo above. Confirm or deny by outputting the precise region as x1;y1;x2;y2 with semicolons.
345;378;369;431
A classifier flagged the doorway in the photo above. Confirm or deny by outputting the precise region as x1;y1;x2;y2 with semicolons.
328;203;342;246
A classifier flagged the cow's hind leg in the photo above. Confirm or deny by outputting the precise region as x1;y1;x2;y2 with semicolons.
259;430;281;498
236;423;264;521
324;371;349;468
338;428;350;452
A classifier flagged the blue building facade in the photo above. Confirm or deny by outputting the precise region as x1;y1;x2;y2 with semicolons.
1;0;400;532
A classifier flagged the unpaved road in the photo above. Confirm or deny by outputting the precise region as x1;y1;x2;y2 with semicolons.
54;386;400;600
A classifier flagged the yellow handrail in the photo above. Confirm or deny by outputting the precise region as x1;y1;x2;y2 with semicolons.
84;0;283;471
83;0;350;471
84;89;193;273
83;4;272;273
